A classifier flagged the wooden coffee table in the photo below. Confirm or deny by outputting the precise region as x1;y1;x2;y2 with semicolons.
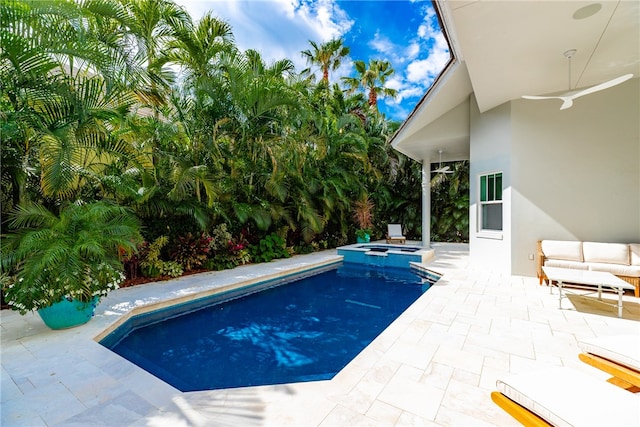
542;267;635;318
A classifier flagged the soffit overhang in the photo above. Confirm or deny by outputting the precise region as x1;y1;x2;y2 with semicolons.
391;60;472;163
391;0;640;162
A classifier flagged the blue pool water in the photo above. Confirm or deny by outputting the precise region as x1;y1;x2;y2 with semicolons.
101;264;434;392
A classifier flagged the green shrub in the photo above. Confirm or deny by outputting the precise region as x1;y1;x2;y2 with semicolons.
140;236;183;278
159;261;184;278
209;224;233;252
293;243;315;254
203;225;251;271
249;233;290;263
231;247;251;266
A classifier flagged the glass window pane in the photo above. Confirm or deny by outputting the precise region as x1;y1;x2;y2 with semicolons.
482;203;503;231
480;175;487;201
488;175;495;201
495;173;502;200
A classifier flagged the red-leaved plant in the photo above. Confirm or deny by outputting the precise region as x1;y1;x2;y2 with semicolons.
170;233;213;271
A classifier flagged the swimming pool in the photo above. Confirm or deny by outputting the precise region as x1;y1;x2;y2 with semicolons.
100;263;436;392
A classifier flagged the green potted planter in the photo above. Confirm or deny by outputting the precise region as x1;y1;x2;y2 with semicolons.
355;229;371;243
1;201;142;329
37;296;101;330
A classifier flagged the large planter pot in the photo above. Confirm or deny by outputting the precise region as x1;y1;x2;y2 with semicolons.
356;233;370;243
37;296;100;330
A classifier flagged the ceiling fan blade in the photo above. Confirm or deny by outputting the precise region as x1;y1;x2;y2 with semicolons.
559;97;573;110
569;74;633;100
522;95;560;100
523;46;632;110
522;94;572;110
433;166;453;174
523;73;633;110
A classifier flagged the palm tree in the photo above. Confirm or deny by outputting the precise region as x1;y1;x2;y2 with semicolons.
0;0;152;203
301;38;350;84
342;59;398;111
221;50;300;230
1;1;79;206
120;0;193;113
165;11;235;89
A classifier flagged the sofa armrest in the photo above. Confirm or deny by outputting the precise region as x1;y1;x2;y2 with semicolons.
537;240;547;284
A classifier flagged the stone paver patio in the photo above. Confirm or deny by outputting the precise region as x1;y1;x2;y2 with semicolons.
2;243;639;426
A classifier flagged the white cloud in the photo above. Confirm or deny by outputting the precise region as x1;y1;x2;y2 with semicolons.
399;85;425;101
405;28;449;84
173;0;353;70
405;42;420;60
380;4;449;120
385;76;404;91
368;32;421;66
369;31;394;55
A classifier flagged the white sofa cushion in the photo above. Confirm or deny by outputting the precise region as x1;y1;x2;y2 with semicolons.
586;262;640;277
541;240;583;262
543;259;589;270
579;335;640;372
631;244;640;266
496;367;640;426
582;241;629;265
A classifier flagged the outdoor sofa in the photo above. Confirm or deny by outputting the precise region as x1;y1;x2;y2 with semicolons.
537;240;640;297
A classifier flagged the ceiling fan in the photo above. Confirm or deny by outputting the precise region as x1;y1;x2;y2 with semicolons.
433;150;453;174
522;49;633;110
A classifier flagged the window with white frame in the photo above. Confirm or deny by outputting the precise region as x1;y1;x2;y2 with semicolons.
479;172;502;231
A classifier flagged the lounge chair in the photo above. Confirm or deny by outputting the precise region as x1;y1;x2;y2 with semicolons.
579;335;640;392
386;224;406;244
491;367;640;426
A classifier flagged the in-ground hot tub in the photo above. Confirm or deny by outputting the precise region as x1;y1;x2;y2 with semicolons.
337;243;435;269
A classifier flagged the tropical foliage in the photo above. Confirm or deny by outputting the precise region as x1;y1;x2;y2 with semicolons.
301;38;350;83
0;0;468;311
352;194;375;239
431;161;470;242
342;59;398;111
1;202;142;313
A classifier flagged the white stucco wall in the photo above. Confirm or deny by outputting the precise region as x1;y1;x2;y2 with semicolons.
467;77;639;277
510;77;640;276
469;96;512;274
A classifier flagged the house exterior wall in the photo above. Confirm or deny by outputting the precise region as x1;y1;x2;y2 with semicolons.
509;77;640;277
469;95;512;273
467;77;639;277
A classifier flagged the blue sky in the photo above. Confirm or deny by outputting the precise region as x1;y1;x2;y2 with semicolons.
173;0;450;121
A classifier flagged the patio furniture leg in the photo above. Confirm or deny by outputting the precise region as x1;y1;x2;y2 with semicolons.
597;284;602;300
618;288;623;318
558;280;563;309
